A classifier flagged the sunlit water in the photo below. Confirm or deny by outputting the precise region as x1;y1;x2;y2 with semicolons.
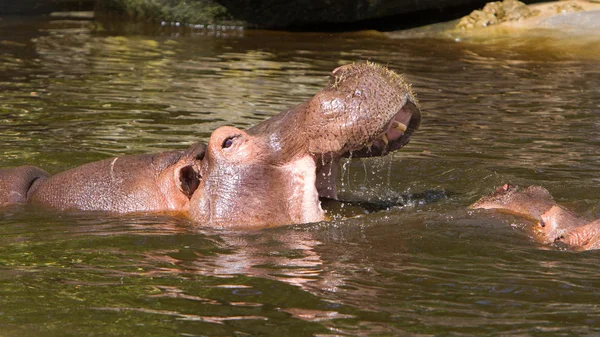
1;16;600;336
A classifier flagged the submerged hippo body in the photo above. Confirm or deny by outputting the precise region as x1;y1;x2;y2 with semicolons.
0;62;421;228
471;184;600;250
29;144;206;214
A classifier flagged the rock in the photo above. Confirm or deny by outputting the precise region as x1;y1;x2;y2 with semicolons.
95;0;239;26
455;0;597;31
213;0;494;29
389;0;600;40
456;0;538;30
93;0;501;30
0;0;58;15
0;0;94;15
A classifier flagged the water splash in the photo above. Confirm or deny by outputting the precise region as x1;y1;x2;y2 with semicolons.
340;151;353;195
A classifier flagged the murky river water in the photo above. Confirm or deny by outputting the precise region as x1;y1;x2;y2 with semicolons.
1;16;600;336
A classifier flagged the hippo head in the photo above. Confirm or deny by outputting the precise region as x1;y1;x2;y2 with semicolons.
189;62;421;228
470;184;557;221
536;205;591;244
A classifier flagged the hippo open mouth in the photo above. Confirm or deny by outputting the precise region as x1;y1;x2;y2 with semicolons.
344;93;420;158
188;62;421;228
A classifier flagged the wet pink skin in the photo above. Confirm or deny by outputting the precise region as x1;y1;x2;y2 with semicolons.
470;184;556;221
472;184;600;251
556;219;600;250
537;205;588;244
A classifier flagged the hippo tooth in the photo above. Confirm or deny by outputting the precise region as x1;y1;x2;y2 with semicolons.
382;134;389;145
392;121;407;132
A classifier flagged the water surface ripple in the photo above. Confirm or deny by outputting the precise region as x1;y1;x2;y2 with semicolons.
1;17;600;336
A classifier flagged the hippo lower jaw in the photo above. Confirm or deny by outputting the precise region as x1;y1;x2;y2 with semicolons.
281;156;324;224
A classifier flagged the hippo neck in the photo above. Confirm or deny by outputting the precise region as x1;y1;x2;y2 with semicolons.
247;103;309;163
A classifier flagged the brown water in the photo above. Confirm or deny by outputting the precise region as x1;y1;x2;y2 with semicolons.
1;16;600;336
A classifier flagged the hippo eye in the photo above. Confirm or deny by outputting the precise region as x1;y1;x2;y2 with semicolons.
222;136;236;149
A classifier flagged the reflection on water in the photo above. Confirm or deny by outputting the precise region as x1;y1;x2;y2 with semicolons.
1;16;600;336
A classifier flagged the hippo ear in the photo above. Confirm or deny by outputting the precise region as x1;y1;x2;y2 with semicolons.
178;165;201;199
176;142;206;199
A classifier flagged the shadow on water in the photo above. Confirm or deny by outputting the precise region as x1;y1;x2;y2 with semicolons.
1;14;600;337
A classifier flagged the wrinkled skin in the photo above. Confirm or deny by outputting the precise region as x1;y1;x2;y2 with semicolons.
0;63;421;228
471;184;600;250
557;219;600;250
537;205;588;244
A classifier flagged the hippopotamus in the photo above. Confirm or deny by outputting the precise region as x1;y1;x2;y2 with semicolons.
471;183;600;250
0;62;421;228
